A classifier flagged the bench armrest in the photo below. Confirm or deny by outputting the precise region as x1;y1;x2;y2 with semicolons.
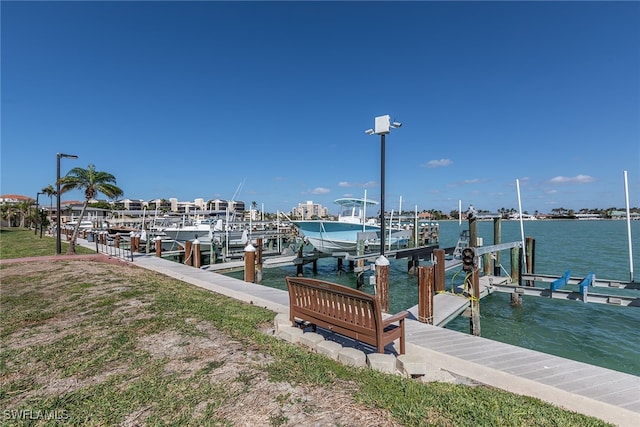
382;311;409;326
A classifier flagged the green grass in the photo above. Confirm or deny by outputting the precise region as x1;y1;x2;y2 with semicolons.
0;228;95;258
0;230;613;426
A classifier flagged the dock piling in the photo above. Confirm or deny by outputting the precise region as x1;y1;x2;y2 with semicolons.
468;268;481;336
434;249;446;293
510;246;522;306
244;243;256;283
493;217;502;276
184;240;193;266
193;239;201;269
256;238;263;284
417;265;434;324
375;255;390;313
155;236;162;257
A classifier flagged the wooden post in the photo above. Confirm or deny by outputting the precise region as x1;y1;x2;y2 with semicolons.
417;265;434;324
434;249;445;293
193;239;202;268
493;217;502;276
483;253;491;276
510;247;522;307
375;255;390;313
155;236;162;257
256;238;263;284
244;243;256;283
296;243;304;276
356;239;364;289
525;236;535;284
337;257;343;272
469;217;478;248
114;234;120;248
469;268;481;336
408;256;419;275
136;234;144;253
184;240;193;266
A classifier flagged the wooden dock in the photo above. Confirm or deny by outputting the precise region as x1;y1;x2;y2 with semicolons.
409;275;506;326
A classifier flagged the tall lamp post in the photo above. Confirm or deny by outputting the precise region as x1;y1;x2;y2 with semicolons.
365;115;401;256
35;192;43;236
56;153;78;254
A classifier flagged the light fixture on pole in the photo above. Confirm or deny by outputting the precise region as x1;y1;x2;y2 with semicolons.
364;114;402;256
56;152;78;254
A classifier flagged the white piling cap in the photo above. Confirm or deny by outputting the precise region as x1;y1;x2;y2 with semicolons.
155;235;162;241
244;243;256;252
375;254;389;266
193;238;200;244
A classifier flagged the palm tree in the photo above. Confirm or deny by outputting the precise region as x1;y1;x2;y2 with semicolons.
41;184;56;210
59;164;123;254
41;184;56;232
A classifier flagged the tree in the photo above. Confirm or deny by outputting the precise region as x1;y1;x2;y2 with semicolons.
59;164;123;254
41;184;56;232
14;200;32;228
41;184;56;211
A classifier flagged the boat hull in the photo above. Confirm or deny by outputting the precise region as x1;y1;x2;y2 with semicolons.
293;221;383;254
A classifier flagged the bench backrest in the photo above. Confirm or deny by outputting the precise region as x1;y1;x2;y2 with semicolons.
286;276;383;338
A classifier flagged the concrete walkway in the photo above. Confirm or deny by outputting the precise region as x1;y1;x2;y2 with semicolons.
18;240;639;427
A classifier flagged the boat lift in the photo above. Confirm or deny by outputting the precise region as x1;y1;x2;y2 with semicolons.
487;271;640;307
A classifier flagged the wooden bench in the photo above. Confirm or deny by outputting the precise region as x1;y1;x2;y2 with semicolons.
285;276;408;354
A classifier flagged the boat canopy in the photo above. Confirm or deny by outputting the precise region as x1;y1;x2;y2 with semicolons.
334;197;379;208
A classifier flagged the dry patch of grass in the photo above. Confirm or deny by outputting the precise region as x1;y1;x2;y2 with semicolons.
0;260;398;426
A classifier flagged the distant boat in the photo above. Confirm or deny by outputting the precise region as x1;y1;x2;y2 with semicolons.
292;197;409;254
152;216;215;242
152;215;248;247
64;219;94;230
508;213;538;221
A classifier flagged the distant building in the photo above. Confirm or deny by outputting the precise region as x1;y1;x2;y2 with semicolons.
292;201;329;219
611;210;640;220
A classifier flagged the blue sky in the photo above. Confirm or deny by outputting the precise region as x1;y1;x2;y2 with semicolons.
2;1;639;215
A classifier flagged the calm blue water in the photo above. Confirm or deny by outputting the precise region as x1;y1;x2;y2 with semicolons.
227;220;640;376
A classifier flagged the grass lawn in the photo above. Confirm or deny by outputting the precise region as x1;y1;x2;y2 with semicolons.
0;229;612;426
0;227;95;258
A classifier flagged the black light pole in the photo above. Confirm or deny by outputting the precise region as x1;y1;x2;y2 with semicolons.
35;192;43;235
380;133;386;256
56;153;78;254
365;115;401;257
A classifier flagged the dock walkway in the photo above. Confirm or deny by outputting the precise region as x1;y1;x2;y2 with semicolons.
72;240;640;426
